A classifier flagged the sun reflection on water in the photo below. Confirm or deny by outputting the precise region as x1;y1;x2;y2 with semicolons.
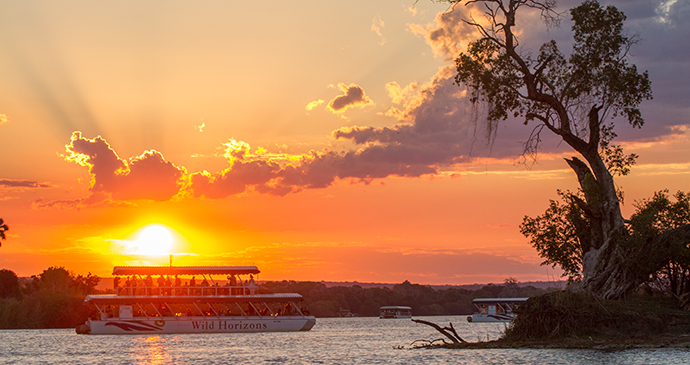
132;336;173;365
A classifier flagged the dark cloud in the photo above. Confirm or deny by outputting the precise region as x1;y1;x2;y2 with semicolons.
0;179;53;188
188;140;439;199
327;83;373;113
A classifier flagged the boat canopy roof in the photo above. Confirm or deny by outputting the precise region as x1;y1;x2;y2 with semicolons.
471;298;529;304
380;306;412;310
84;293;302;305
112;266;260;276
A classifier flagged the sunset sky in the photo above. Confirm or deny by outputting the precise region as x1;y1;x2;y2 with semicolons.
1;0;688;285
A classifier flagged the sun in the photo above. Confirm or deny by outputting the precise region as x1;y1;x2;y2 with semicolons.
130;224;174;255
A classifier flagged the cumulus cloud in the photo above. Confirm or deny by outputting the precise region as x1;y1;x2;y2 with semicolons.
187;136;441;199
327;83;373;113
408;6;479;61
39;132;186;207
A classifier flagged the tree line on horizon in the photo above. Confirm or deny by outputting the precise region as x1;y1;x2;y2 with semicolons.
0;266;553;329
0;267;99;329
261;278;551;318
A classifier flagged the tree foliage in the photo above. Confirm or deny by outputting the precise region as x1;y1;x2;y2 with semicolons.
522;190;690;297
0;267;100;329
0;218;8;247
520;190;588;280
453;0;651;157
0;269;20;299
629;191;690;297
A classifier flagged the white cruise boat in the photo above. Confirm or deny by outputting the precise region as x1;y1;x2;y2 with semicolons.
466;298;528;322
76;266;315;334
379;306;412;319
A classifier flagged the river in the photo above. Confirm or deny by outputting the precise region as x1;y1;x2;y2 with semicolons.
1;316;687;364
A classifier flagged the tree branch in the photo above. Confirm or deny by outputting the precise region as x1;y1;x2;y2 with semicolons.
411;319;467;344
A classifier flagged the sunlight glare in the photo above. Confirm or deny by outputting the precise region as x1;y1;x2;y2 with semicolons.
131;224;174;255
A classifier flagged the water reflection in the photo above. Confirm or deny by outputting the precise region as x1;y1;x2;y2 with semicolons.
132;336;172;365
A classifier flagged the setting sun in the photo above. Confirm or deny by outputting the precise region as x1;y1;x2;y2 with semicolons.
128;225;174;256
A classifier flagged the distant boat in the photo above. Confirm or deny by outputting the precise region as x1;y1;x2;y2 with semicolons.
379;306;412;319
76;265;315;334
337;308;356;317
466;297;528;322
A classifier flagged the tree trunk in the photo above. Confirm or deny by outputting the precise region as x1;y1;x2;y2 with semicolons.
567;150;690;298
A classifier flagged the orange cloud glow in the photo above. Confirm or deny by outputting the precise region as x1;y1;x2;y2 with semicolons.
327;83;374;113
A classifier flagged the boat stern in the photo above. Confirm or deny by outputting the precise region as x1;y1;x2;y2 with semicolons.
75;320;91;334
300;317;316;331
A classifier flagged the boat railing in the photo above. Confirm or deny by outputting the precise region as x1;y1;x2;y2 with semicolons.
114;284;257;296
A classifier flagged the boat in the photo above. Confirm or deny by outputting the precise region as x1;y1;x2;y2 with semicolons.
466;297;528;322
379;306;412;319
76;265;316;334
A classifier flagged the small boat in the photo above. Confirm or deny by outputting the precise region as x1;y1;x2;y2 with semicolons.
379;306;412;319
466;298;528;322
76;265;315;334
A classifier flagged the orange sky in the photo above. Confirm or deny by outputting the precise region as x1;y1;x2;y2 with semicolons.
1;1;688;285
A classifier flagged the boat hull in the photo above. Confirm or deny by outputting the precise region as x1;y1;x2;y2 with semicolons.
379;315;412;319
85;316;316;334
467;314;514;323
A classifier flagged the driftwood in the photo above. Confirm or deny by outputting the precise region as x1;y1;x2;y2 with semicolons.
411;319;466;344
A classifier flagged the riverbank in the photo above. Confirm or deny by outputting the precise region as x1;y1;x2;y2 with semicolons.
437;333;690;350
416;291;690;350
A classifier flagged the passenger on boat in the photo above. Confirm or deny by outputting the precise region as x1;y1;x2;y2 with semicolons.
144;275;153;295
284;303;294;315
248;275;257;295
189;276;196;295
156;275;165;295
228;275;238;295
113;277;120;295
200;278;209;295
174;275;181;295
165;276;172;295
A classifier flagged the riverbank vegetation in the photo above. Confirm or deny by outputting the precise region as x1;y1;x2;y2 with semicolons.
0;267;99;329
416;290;690;350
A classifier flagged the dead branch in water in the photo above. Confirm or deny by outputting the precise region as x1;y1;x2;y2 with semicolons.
411;319;467;344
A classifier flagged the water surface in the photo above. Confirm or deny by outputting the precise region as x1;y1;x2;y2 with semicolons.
1;316;687;364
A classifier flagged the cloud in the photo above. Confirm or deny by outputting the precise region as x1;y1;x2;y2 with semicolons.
408;6;479;61
0;179;53;189
0;114;7;125
371;15;387;45
327;83;374;113
45;2;690;206
188;136;440;199
305;99;324;111
40;131;186;207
